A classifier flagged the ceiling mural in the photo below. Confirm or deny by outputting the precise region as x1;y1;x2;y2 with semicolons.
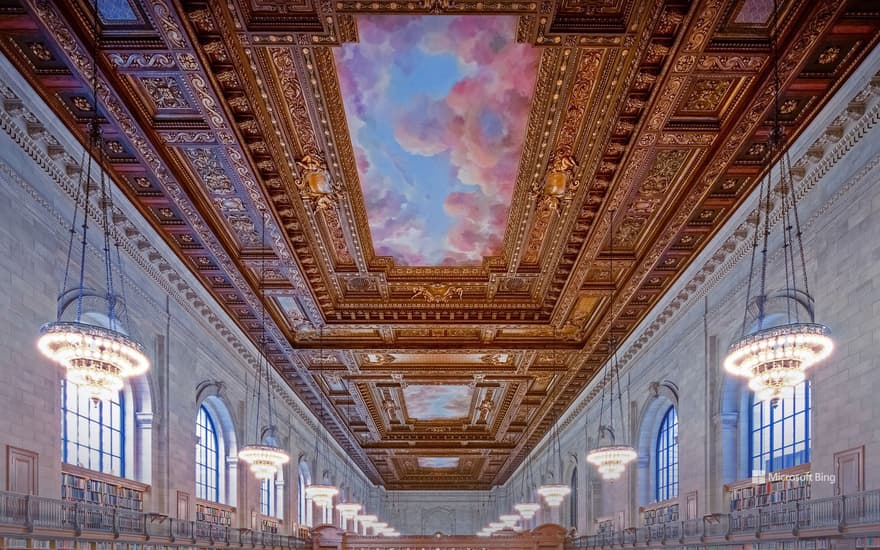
418;457;461;469
1;0;877;489
402;384;473;421
334;16;539;265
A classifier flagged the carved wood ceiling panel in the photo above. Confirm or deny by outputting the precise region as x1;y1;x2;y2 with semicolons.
1;0;877;488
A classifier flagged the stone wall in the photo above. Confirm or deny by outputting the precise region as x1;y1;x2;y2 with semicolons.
0;51;375;531
490;44;880;536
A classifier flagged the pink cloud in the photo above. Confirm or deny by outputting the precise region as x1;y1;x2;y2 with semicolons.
334;16;539;265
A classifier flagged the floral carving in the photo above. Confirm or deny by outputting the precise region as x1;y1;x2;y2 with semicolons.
141;77;188;109
411;283;463;303
683;78;732;111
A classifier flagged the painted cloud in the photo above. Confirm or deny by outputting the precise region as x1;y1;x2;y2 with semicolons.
334;16;539;265
417;457;460;469
403;384;473;421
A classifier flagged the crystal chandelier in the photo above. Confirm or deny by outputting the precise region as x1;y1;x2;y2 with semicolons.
336;502;362;521
499;514;520;527
38;0;149;402
514;502;541;520
586;210;637;481
724;0;832;404
356;513;377;532
537;340;572;509
239;212;290;479
536;484;570;507
305;484;338;508
515;446;542;520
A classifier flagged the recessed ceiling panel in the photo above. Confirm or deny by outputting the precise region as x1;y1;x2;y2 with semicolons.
417;457;460;469
402;384;473;421
334;16;539;266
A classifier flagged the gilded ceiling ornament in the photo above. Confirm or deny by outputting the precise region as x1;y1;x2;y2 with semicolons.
295;154;341;212
411;283;463;303
227;96;250;113
71;96;91;111
29;42;53;61
364;353;395;366
108;53;175;69
818;46;841;65
480;353;512;366
536;153;579;214
141;77;188;109
779;98;799;115
683;78;732;111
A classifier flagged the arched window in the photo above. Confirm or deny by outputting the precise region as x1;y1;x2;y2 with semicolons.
260;477;276;517
61;379;124;477
569;466;578;527
751;380;810;474
298;461;312;526
196;405;220;502
655;406;678;501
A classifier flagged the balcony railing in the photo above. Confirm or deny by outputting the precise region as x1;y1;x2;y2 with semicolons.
567;489;880;549
0;491;310;548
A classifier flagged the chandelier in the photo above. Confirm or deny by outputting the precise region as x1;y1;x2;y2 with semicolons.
514;502;541;520
238;439;289;480
356;513;377;531
537;337;572;509
536;484;570;507
499;514;520;527
586;210;637;481
37;0;150;402
336;502;362;520
239;212;290;479
515;445;542;520
724;0;832;404
586;445;638;480
305;484;338;508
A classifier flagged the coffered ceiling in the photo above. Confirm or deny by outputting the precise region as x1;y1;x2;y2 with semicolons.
1;0;877;489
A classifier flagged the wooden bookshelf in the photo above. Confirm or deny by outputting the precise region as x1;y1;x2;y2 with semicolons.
260;515;280;533
195;500;234;526
640;500;679;525
595;517;615;533
725;464;811;512
61;464;147;512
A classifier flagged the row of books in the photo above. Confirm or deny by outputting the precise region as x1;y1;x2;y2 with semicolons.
727;472;811;512
261;518;280;533
195;503;232;526
61;473;144;512
643;503;679;525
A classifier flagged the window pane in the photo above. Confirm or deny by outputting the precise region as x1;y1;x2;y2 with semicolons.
61;380;124;476
655;406;678;501
750;380;810;473
196;406;220;503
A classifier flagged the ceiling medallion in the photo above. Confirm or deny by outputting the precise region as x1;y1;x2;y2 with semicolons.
724;1;832;405
411;283;464;303
537;152;579;213
37;1;149;403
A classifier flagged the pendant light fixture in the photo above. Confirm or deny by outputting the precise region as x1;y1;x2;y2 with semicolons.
586;210;637;480
536;406;570;507
305;354;339;509
335;439;361;530
724;0;832;403
38;0;149;402
514;445;541;521
238;210;290;479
